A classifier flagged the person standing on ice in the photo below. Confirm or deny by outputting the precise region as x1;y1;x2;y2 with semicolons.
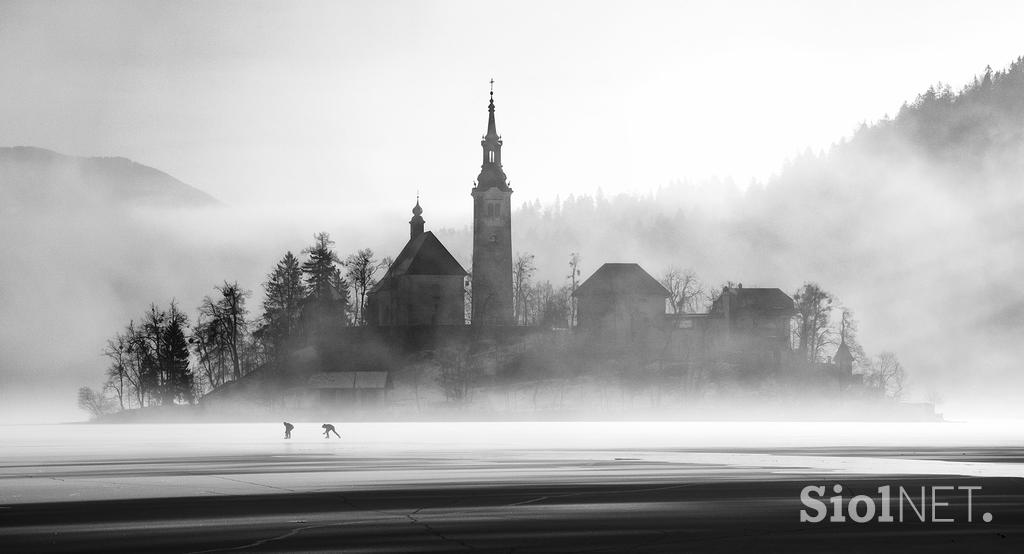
283;422;294;439
321;423;340;438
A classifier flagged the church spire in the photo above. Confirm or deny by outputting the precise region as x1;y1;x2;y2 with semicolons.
477;79;509;191
485;78;498;140
409;195;424;239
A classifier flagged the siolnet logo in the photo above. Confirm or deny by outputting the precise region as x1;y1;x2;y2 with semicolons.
800;484;993;523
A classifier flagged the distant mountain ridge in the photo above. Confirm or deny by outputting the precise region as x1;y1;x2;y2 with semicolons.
0;146;218;209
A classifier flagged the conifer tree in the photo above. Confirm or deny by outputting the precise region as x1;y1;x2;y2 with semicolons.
301;232;349;332
261;251;305;359
163;302;195;404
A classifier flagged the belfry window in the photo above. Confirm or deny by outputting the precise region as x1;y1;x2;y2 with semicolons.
488;150;495;163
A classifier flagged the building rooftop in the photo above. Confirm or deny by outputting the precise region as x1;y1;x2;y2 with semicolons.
370;231;467;294
573;263;670;298
712;287;795;316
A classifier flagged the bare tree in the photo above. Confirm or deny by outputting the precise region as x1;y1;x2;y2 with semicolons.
512;252;536;325
864;352;907;399
198;282;250;382
98;320;154;409
102;332;135;410
344;248;383;326
529;280;569;327
192;311;228;390
567;252;581;327
660;267;706;314
77;386;113;418
123;321;149;407
793;282;834;362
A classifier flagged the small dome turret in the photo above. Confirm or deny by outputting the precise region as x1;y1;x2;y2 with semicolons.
409;196;425;239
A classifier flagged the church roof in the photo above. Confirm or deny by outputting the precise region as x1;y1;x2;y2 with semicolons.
573;263;670;298
369;231;467;294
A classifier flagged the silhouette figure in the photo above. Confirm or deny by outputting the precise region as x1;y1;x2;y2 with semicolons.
322;423;340;438
283;421;294;439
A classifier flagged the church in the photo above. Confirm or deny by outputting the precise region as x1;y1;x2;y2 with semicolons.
367;86;515;328
364;198;467;326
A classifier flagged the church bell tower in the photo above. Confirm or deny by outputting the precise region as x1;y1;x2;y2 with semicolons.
471;82;514;326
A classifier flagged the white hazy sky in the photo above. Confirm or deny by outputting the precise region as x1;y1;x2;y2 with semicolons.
2;0;1024;225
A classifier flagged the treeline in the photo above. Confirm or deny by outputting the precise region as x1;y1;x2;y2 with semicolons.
79;232;390;417
509;251;578;328
80;302;193;415
850;56;1024;180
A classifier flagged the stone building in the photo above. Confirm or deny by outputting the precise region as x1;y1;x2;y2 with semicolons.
366;199;467;326
573;263;670;342
707;286;795;368
470;86;515;326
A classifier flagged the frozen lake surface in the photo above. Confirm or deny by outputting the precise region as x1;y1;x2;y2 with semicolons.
5;420;1024;456
2;420;1023;504
2;421;1023;552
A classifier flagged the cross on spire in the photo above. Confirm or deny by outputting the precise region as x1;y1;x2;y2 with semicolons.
485;79;498;139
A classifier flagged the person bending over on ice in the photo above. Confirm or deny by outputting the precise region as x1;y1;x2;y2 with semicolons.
283;421;294;439
322;423;340;438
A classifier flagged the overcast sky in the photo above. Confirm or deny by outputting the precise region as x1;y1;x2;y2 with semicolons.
2;0;1024;225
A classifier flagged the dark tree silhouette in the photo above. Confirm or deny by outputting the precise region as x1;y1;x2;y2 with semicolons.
793;283;834;363
301;232;349;334
567;252;581;327
197;282;250;382
512;252;536;325
162;302;195;404
261;251;304;360
660;268;706;314
344;248;383;326
77;387;113;418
